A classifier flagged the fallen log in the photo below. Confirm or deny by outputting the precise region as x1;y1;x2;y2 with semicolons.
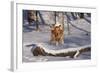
31;44;91;58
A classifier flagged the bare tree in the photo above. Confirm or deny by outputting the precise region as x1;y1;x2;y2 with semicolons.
35;11;40;31
27;10;40;31
71;12;77;20
27;10;36;25
65;13;70;35
54;11;57;24
87;13;91;17
79;13;84;18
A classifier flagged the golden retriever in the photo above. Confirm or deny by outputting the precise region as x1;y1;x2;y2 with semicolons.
50;23;64;45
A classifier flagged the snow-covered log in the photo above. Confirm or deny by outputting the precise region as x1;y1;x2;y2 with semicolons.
31;44;91;58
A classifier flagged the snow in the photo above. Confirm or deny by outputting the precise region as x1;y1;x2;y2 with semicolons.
22;12;91;62
34;43;90;55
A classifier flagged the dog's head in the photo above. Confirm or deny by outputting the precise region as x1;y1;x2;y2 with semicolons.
51;23;62;30
50;24;63;37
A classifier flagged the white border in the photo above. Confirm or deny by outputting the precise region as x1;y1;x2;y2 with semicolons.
11;1;97;72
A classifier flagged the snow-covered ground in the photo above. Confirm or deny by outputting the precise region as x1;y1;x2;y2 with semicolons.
22;18;91;62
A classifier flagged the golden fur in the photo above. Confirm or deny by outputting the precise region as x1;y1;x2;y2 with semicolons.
50;24;64;45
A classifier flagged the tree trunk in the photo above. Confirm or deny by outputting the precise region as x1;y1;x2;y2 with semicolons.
27;10;36;25
35;11;39;31
79;13;84;18
65;13;70;35
54;11;57;24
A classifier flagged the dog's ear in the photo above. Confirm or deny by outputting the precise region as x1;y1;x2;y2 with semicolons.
59;24;63;30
